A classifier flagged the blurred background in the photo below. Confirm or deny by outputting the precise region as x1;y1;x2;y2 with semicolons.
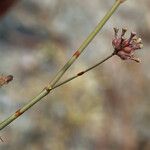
0;0;149;149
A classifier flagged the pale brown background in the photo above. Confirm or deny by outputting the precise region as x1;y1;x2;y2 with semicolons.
0;0;149;150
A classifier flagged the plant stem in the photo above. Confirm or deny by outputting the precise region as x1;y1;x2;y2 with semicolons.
48;0;121;88
0;0;123;130
53;53;114;90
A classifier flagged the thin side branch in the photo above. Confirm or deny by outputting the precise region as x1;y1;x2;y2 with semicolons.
53;53;114;90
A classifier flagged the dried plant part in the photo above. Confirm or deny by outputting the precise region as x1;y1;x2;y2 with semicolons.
0;74;13;87
0;136;4;142
112;28;143;62
117;0;126;3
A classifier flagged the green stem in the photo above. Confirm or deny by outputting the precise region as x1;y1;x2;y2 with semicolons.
53;53;114;90
0;0;123;130
48;0;121;88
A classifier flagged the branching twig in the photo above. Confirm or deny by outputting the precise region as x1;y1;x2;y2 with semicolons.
0;136;4;142
0;0;125;130
53;53;114;90
0;75;13;87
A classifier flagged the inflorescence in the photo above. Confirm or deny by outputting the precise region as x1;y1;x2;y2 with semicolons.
112;28;143;62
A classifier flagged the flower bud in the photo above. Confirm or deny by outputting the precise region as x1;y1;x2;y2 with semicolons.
112;28;143;62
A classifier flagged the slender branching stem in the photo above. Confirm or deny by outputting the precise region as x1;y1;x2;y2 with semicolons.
0;0;124;130
48;0;121;89
53;53;114;90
